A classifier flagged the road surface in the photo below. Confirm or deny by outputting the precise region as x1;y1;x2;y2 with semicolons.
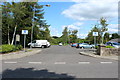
1;45;118;79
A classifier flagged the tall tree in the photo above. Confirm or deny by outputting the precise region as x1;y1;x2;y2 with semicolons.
61;27;68;44
99;17;108;44
69;30;78;43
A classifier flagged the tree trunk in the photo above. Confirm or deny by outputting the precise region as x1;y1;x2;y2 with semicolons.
11;25;17;45
8;25;10;45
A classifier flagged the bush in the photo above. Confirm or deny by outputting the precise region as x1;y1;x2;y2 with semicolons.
105;46;114;48
0;44;23;53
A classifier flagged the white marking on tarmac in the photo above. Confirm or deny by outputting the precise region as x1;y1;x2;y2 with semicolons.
78;62;90;64
28;62;42;64
100;62;112;64
54;62;66;64
4;62;17;64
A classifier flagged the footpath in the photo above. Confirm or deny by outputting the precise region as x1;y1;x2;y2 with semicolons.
79;51;119;61
0;48;42;60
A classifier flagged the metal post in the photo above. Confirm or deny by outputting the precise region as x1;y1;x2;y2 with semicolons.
30;4;35;49
24;34;26;52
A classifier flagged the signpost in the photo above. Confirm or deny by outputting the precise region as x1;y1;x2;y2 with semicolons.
22;30;28;52
93;32;98;47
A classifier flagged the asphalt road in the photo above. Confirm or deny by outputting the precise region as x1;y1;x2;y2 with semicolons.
1;45;118;79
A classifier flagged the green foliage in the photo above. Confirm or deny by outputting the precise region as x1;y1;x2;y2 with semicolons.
2;2;50;45
105;46;114;48
0;44;23;53
61;27;69;44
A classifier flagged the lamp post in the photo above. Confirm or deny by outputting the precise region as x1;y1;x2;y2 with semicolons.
30;4;50;49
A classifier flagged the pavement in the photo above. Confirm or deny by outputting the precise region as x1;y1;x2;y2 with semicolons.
1;45;118;79
79;51;119;61
0;48;42;60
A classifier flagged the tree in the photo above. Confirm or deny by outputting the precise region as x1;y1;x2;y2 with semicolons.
2;2;49;45
111;33;120;39
103;32;110;43
99;17;108;44
69;30;78;43
86;25;101;44
61;27;68;44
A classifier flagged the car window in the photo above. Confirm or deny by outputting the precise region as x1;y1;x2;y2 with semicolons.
32;40;36;43
113;43;120;45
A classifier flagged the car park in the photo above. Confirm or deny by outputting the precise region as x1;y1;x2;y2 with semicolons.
105;42;120;48
76;43;94;49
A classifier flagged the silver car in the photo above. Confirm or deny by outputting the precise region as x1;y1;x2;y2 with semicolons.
78;43;94;49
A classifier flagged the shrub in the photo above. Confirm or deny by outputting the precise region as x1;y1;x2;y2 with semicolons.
105;46;114;48
0;44;15;53
0;44;23;53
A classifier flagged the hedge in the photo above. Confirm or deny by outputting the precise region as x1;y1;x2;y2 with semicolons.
0;44;23;53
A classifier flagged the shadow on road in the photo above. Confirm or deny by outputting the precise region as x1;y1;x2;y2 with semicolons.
2;67;75;80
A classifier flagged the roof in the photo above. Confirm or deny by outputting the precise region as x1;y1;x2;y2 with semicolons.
109;38;120;43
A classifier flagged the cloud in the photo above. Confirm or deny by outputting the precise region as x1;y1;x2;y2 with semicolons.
49;26;61;37
62;22;83;30
62;0;118;21
77;33;88;39
107;24;119;33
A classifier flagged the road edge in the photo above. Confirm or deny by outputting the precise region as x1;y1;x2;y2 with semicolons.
79;52;118;61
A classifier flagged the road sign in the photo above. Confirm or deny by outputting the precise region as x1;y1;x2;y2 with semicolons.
16;34;20;41
22;30;28;34
93;32;98;36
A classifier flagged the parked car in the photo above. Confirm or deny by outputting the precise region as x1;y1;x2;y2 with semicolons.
76;43;82;48
28;40;51;48
77;43;94;49
71;43;77;47
59;43;63;46
105;42;120;48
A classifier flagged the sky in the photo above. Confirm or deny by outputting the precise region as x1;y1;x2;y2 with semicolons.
1;0;119;39
39;0;119;39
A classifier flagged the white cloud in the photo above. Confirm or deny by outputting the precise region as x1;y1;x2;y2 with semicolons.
107;24;119;33
77;33;88;39
62;22;83;30
49;26;61;37
62;0;118;21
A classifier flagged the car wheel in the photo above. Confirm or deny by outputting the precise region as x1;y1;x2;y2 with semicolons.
41;46;44;48
81;47;84;49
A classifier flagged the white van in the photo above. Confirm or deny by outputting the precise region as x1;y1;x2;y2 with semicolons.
28;40;51;48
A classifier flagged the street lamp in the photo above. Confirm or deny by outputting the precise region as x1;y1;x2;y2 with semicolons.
30;4;50;49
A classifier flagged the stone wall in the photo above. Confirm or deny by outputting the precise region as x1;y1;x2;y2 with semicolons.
97;45;119;56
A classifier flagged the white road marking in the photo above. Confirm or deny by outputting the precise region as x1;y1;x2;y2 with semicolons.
78;62;90;64
100;62;112;64
54;62;66;64
28;62;42;64
4;62;17;64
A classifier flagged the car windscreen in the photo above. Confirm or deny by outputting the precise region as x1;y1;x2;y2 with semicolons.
113;43;120;45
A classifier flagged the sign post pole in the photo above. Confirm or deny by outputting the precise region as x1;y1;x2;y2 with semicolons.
24;34;26;52
93;32;98;47
22;30;28;52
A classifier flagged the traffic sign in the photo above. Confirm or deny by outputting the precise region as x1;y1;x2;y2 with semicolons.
93;32;98;36
22;30;28;34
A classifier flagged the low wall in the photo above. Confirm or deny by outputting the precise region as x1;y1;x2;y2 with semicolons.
97;45;119;56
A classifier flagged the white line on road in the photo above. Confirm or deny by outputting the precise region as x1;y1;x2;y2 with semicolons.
4;62;17;64
100;62;112;64
28;62;42;64
78;62;90;64
54;62;66;64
